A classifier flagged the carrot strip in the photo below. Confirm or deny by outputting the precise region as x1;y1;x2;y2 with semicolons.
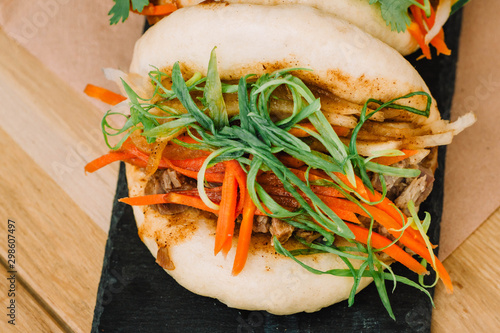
333;172;369;201
347;224;428;275
221;160;248;256
409;3;450;59
84;84;126;105
214;168;238;255
430;29;451;56
371;149;419;166
366;190;426;244
85;151;135;173
332;209;360;224
225;160;247;214
277;153;306;168
397;233;453;292
232;195;256;275
119;193;218;214
408;22;432;60
133;4;177;16
306;166;426;244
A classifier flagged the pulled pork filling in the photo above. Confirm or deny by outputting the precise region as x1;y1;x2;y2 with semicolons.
144;147;437;245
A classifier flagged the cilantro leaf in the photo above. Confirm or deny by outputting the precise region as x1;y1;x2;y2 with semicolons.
369;0;413;33
108;0;149;25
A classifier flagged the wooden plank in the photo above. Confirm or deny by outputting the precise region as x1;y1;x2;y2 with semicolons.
0;126;107;332
0;28;117;231
0;264;64;332
432;206;500;332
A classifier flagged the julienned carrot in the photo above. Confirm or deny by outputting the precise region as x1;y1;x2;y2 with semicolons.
331;209;360;224
119;193;218;214
397;232;453;292
366;190;427;245
227;160;247;214
214;166;239;256
334;172;369;201
301;166;426;244
232;194;256;275
277;153;306;168
430;29;451;56
84;84;127;105
119;140;225;182
347;224;428;275
409;3;451;59
293;167;369;201
370;149;419;166
407;22;432;60
133;4;177;16
221;160;247;256
85;151;135;173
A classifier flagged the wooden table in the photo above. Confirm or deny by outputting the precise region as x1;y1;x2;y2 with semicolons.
1;14;499;333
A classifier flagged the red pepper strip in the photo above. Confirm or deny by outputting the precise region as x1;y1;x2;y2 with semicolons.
121;140;224;183
85;151;135;173
84;84;127;106
169;157;225;173
214;165;238;256
347;224;428;275
370;149;419;166
168;163;225;183
232;195;256;275
133;4;177;16
119;193;218;215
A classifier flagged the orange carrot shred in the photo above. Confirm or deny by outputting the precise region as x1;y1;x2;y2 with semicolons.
232;195;256;275
430;29;451;56
214;164;238;255
371;149;419;166
119;193;218;214
347;224;428;275
407;22;432;60
85;151;135;173
84;84;127;105
133;4;177;16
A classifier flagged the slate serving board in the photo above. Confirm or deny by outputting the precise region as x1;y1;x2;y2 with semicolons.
91;10;462;333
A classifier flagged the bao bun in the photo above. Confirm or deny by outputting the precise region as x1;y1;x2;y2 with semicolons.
127;3;438;314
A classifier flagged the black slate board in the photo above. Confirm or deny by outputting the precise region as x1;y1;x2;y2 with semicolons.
92;10;462;333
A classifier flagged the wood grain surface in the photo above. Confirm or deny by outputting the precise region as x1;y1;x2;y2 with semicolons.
1;7;499;333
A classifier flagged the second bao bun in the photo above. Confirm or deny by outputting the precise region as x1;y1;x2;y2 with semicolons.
127;3;439;314
170;0;419;55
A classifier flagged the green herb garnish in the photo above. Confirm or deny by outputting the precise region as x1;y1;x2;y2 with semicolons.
109;0;149;25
